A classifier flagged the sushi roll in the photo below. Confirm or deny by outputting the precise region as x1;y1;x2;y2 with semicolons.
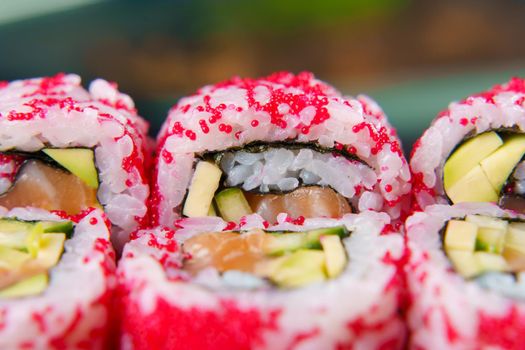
0;207;116;349
411;77;525;211
406;203;525;349
118;211;405;349
0;74;150;249
151;71;411;227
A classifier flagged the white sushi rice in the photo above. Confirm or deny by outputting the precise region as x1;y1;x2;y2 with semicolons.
0;75;149;248
220;147;376;202
410;82;525;209
0;207;115;349
406;203;525;349
120;210;405;349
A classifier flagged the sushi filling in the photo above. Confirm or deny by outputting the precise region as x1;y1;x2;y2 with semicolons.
183;146;376;223
443;215;525;298
0;218;72;298
182;226;349;288
443;131;525;212
0;148;100;215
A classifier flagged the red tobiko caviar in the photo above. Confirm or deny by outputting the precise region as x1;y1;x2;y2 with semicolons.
89;217;98;225
199;119;210;133
161;149;173;164
224;221;237;231
185;130;196;140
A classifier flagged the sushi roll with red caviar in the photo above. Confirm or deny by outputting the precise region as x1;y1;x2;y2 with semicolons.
0;207;115;349
118;210;405;350
406;203;525;349
0;74;150;249
151;71;411;228
411;77;525;212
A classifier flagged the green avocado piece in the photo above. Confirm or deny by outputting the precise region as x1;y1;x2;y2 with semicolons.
0;273;48;298
0;218;35;233
447;250;481;278
476;227;505;254
444;132;503;190
475;252;509;273
263;249;326;288
36;233;66;269
304;226;349;249
262;226;349;255
42;148;99;189
444;220;478;252
183;161;222;217
25;223;43;258
320;235;347;278
263;233;306;256
214;188;253;222
40;220;74;236
445;165;499;203
0;246;31;270
0;219;73;250
480;134;525;193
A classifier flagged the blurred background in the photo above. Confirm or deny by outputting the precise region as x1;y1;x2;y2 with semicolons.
0;0;524;153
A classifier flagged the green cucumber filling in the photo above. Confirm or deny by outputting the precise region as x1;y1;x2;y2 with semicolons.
0;218;72;298
0;148;100;215
444;215;525;279
182;226;349;288
181;146;374;223
443;131;525;212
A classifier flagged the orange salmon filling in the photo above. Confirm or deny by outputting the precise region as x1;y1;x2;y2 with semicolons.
0;160;99;215
183;230;269;276
244;186;352;223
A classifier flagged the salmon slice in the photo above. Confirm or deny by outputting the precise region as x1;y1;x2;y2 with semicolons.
183;230;269;275
0;160;99;215
244;186;352;223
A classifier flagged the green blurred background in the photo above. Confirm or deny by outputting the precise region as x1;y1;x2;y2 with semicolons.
1;0;524;154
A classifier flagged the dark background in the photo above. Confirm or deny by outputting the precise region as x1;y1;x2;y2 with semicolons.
1;0;524;154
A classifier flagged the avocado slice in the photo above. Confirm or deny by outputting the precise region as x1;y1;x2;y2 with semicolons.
480;135;525;193
214;188;253;222
0;273;48;298
36;233;66;269
262;249;326;288
304;226;349;249
262;226;349;255
474;252;509;272
207;204;217;217
42;148;99;189
446;165;499;203
0;246;31;270
263;233;305;256
0;218;35;233
444;132;503;190
40;220;74;236
444;220;478;252
25;223;44;258
447;250;481;278
476;227;505;254
0;219;73;250
320;235;347;278
183;161;222;217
